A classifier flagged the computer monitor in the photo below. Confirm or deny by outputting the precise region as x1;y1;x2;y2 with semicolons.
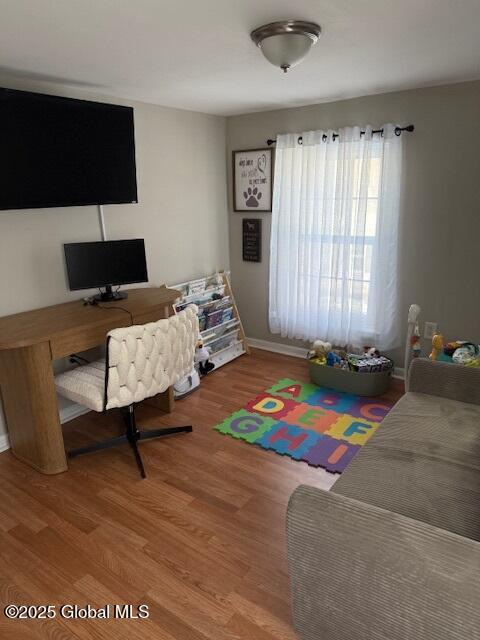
64;239;148;301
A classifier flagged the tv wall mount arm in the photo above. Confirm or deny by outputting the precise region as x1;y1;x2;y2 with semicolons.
98;204;107;241
93;204;127;301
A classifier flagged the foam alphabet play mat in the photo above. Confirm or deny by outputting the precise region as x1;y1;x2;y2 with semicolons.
214;378;393;473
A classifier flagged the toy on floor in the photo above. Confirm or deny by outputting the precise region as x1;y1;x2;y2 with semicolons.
347;353;393;373
308;340;392;373
309;340;331;365
429;334;445;361
410;324;421;358
326;351;342;367
309;341;347;368
466;357;480;367
363;346;380;358
195;339;215;376
429;334;480;365
174;367;201;398
452;342;479;365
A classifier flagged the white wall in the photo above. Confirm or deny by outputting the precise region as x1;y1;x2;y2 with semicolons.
227;80;480;366
0;80;229;439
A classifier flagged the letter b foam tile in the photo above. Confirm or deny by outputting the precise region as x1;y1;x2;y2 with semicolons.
303;387;357;414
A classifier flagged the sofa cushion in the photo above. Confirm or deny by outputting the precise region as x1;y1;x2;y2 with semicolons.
333;391;480;541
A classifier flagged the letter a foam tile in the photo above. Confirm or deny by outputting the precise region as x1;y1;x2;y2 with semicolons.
265;378;320;402
215;409;277;443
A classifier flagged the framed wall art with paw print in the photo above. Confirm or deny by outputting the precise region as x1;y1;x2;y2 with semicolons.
232;148;273;212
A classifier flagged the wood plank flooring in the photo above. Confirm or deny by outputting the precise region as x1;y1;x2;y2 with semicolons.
0;349;403;639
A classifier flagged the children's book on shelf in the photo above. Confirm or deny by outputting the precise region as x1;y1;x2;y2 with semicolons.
170;271;250;371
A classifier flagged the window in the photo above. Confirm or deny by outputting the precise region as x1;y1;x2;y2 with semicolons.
269;126;402;350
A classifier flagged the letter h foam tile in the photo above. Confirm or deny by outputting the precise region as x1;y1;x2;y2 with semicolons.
256;422;323;460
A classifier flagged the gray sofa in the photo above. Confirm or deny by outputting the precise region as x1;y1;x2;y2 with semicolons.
287;358;480;640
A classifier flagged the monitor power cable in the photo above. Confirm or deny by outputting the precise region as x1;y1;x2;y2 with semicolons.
83;297;134;326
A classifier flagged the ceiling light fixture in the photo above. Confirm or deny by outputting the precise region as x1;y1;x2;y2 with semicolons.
250;20;321;73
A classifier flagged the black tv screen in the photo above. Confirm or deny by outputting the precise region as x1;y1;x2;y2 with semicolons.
0;88;138;211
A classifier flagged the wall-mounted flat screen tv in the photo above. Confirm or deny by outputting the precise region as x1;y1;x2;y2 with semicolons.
0;88;137;211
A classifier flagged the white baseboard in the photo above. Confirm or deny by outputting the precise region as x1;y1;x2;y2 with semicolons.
59;403;90;424
247;337;309;359
0;402;90;454
247;336;405;380
0;433;10;453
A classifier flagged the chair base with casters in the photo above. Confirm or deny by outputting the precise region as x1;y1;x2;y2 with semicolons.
55;305;199;478
67;404;192;478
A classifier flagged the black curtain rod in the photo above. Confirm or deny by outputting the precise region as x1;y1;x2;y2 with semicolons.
266;124;414;146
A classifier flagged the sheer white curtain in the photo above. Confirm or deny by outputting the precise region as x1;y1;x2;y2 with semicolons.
269;124;402;350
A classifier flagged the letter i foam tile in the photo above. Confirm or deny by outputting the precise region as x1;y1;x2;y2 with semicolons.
214;378;393;474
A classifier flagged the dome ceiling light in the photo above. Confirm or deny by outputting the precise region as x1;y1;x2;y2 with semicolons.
250;20;321;73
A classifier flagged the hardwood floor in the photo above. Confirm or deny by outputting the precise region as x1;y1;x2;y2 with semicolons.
0;349;403;639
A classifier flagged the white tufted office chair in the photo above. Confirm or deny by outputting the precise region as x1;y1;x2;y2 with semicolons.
55;305;198;477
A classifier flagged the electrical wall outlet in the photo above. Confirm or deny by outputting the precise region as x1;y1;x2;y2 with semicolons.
424;321;438;340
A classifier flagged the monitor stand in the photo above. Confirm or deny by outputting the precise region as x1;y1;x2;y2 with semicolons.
92;285;128;302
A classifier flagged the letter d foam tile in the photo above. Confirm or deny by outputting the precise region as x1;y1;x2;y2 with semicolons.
245;393;297;420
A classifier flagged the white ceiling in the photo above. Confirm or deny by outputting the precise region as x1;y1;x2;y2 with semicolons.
0;0;479;116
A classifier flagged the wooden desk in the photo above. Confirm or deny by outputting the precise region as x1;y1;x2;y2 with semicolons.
0;286;180;474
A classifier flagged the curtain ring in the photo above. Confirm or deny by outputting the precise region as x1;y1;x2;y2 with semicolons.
297;136;303;145
394;127;401;136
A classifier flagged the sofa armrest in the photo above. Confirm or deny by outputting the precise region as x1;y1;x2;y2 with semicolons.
287;485;480;640
407;358;480;405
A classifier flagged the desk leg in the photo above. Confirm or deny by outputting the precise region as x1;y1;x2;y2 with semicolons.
0;342;68;474
143;386;174;414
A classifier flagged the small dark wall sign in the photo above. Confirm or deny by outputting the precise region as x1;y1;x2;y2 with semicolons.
242;218;262;263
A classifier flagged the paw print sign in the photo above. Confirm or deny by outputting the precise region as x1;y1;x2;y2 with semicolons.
233;148;273;212
243;186;262;207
